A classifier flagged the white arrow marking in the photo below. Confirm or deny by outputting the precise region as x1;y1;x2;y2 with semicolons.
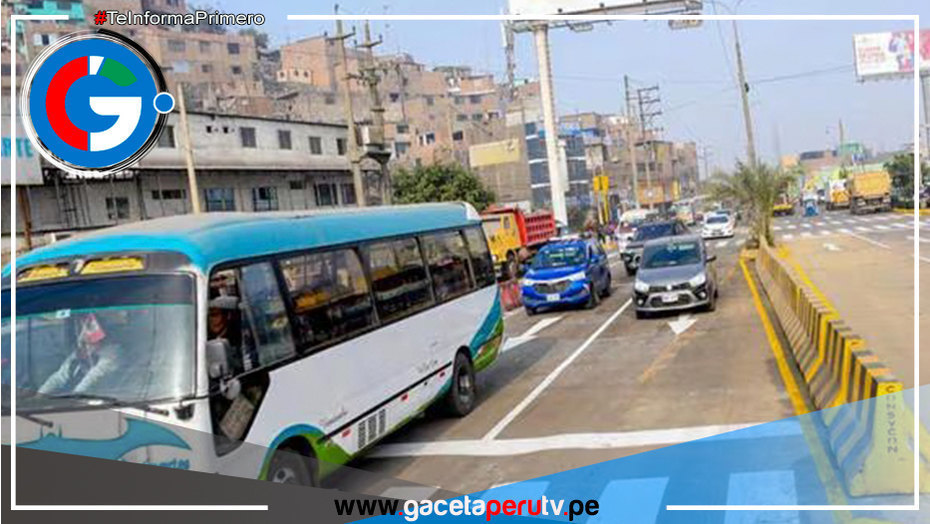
501;316;562;353
668;314;697;336
823;243;841;252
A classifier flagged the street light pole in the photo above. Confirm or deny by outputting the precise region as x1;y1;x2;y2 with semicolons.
532;23;568;227
732;20;757;166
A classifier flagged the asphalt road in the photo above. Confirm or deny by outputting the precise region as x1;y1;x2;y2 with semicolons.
329;228;809;506
770;210;927;390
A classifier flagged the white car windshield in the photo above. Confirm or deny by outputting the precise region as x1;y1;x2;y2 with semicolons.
706;215;729;225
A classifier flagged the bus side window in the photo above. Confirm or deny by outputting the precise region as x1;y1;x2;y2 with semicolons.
238;263;295;366
280;248;375;349
365;238;433;323
208;263;295;372
463;227;496;288
421;231;474;302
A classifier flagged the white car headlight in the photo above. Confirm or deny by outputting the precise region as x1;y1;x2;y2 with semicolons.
521;277;538;287
634;280;650;293
567;271;587;282
688;273;707;288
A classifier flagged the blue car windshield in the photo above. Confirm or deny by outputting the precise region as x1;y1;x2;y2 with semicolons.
532;245;586;269
642;241;702;269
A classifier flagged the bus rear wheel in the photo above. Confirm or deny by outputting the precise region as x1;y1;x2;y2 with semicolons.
444;351;476;417
267;447;316;486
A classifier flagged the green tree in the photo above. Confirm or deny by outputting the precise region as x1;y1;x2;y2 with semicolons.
707;162;793;246
392;163;496;211
884;153;930;207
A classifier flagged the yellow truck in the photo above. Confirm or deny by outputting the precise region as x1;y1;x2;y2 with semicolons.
826;179;849;210
480;207;557;280
772;193;794;216
849;171;892;214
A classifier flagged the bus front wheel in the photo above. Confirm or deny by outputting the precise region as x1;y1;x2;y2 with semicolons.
445;351;476;417
268;446;316;486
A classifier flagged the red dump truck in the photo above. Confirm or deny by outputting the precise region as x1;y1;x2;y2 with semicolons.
480;206;557;279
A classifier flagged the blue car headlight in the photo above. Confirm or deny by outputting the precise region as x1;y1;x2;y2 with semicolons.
567;271;587;282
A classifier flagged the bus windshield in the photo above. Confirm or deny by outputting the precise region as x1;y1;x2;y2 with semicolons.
2;274;196;410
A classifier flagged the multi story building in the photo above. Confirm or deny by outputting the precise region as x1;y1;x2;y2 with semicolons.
3;112;354;250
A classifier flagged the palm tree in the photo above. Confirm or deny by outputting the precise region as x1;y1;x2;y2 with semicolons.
707;162;793;246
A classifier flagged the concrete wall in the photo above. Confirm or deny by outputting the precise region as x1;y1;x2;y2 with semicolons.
140;111;351;171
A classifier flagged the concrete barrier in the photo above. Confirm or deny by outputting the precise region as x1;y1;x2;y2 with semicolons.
754;241;926;496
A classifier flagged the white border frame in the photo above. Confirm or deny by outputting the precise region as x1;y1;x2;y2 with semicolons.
3;9;920;514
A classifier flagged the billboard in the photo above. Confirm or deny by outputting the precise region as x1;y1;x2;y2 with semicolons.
853;30;930;80
2;113;44;186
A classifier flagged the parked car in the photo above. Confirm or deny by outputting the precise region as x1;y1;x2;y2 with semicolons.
701;212;735;239
633;235;718;318
520;239;612;315
620;219;689;276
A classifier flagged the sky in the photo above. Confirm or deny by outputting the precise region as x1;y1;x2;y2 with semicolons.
215;0;928;173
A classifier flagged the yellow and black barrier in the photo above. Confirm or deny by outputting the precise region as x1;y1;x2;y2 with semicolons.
754;241;927;496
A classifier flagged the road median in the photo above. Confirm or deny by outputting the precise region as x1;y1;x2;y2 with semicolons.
753;240;927;496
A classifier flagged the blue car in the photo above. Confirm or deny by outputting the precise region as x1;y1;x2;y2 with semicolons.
521;239;612;315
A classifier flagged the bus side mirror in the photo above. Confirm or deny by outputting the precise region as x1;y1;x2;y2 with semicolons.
206;338;231;380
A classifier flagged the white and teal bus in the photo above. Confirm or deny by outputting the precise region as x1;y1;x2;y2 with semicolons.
2;203;503;484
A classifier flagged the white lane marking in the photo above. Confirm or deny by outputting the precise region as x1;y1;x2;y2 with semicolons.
589;478;669;524
370;421;802;458
668;314;697;336
480;481;549;502
379;486;439;501
800;231;813;238
782;234;794;240
819;229;832;236
715;240;729;248
855;226;871;232
892;222;911;229
906;235;930;244
874;224;892;231
785;224;797;230
482;298;634;440
824;243;841;252
522;316;563;338
844;219;858;225
724;471;799;524
844;231;930;263
837;227;852;234
773;226;783;231
801;223;812;229
501;316;563;353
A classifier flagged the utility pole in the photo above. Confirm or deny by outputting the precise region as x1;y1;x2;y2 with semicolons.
358;20;392;205
624;75;641;209
329;15;366;207
732;21;757;166
175;82;201;214
637;85;662;210
532;23;568;227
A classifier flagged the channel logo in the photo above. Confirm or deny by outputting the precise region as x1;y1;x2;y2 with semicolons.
20;30;174;174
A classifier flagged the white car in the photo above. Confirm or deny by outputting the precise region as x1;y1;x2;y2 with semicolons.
701;213;735;239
